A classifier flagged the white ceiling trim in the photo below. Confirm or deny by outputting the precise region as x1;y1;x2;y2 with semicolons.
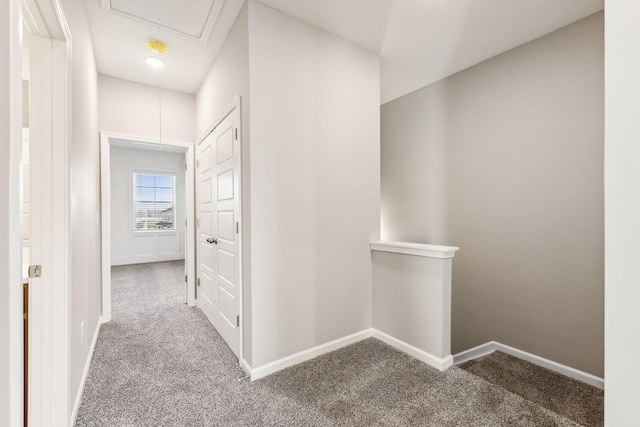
85;0;245;94
99;0;226;42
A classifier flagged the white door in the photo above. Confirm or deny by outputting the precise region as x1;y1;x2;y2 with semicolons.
197;131;216;325
197;108;241;358
25;22;72;426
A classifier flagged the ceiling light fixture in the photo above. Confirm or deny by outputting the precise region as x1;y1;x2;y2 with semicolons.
145;56;165;68
147;39;168;54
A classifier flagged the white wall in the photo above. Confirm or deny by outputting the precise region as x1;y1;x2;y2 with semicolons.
196;3;253;364
60;0;102;418
196;2;248;141
604;0;640;423
248;1;380;368
110;146;185;265
99;74;195;143
381;13;604;377
0;0;24;424
372;251;452;360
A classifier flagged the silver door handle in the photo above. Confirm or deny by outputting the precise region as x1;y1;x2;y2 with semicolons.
206;237;218;244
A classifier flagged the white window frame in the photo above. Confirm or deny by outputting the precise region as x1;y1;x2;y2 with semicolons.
132;172;177;232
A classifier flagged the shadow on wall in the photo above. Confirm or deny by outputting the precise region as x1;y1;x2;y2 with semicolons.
380;12;604;378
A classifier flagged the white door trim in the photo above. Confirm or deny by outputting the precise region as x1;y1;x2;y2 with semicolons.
100;132;197;322
2;1;24;425
20;0;72;426
196;95;243;363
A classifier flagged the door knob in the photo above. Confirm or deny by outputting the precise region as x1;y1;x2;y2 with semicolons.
206;237;218;244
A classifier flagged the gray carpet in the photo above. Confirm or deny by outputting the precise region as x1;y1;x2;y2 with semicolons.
75;261;585;426
459;352;604;426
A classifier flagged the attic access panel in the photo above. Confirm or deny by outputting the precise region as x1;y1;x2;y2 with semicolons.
101;0;225;41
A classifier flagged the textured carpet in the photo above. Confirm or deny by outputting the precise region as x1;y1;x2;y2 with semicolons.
459;352;604;426
75;261;584;426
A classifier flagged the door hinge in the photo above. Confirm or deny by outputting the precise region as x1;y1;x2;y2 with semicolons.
185;275;187;283
28;265;42;278
234;128;238;140
197;278;200;287
236;221;239;234
197;218;200;227
185;163;187;170
236;315;240;327
196;159;200;168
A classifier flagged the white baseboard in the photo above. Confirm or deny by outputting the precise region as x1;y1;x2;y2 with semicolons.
70;318;102;425
111;254;185;266
240;358;252;376
372;329;453;371
452;341;498;365
250;329;372;381
453;341;604;390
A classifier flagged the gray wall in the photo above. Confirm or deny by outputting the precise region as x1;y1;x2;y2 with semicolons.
381;12;604;377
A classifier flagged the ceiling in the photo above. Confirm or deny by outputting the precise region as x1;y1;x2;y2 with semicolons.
105;0;221;40
84;0;244;94
84;0;604;102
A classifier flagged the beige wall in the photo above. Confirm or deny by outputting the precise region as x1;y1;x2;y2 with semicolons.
381;12;604;377
196;3;253;364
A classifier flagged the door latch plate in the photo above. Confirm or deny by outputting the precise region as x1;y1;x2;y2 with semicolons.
28;265;42;278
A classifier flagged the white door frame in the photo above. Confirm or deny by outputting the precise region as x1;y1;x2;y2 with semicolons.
20;0;72;426
100;131;197;322
1;0;25;425
196;95;243;363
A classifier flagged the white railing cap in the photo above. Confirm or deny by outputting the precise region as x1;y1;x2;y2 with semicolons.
370;241;459;259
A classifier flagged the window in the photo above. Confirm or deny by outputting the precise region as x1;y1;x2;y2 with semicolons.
133;173;176;230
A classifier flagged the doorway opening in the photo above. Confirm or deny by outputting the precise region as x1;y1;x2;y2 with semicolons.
100;133;196;323
20;23;31;426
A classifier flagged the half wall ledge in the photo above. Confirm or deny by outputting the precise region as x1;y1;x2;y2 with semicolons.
370;240;459;371
370;240;459;258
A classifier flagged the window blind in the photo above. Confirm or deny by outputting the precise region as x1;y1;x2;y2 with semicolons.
133;173;175;230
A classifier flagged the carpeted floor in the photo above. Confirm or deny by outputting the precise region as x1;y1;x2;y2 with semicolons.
75;261;593;426
459;352;604;426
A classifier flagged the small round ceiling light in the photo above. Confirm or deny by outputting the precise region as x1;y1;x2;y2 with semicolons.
147;40;168;54
145;56;165;69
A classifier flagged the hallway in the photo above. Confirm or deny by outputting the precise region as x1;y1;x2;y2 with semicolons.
74;260;248;425
74;262;590;427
